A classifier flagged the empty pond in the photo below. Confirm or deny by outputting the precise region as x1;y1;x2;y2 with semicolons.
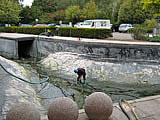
1;52;160;119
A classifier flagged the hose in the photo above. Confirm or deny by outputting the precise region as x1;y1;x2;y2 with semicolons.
119;98;139;120
0;63;49;84
119;98;132;120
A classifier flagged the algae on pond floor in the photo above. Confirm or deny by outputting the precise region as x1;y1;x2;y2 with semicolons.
20;57;160;109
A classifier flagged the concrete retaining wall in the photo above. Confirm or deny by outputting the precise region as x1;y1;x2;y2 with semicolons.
35;37;160;62
1;34;160;62
0;38;18;59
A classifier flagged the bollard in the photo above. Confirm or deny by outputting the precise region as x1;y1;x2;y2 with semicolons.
48;97;78;120
6;102;41;120
84;92;113;120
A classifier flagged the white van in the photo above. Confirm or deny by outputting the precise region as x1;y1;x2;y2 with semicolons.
78;19;111;29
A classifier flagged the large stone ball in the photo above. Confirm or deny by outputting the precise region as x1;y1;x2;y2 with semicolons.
6;102;41;120
48;97;78;120
84;92;113;120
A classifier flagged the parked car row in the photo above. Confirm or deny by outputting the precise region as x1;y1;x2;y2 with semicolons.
73;20;133;33
19;23;72;27
4;22;134;33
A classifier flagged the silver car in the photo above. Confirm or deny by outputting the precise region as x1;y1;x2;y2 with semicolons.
119;24;133;32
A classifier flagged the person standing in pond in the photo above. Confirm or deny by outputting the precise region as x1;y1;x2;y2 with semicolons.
74;68;86;85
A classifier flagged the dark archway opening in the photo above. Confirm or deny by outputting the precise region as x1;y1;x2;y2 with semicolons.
18;40;33;59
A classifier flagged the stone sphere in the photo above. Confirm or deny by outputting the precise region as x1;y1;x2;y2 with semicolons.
6;102;41;120
48;97;78;120
84;92;113;120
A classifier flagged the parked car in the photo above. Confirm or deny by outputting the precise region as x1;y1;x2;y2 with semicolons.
0;24;11;27
60;24;72;27
119;24;133;32
34;24;48;27
47;23;56;27
56;24;72;27
111;24;120;32
19;24;33;27
77;19;111;29
74;22;84;27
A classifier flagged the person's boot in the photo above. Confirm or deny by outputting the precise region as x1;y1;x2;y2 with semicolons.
83;81;86;86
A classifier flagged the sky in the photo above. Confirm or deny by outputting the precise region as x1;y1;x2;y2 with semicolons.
22;0;33;7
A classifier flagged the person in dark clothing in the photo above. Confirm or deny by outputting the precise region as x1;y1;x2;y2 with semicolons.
74;68;86;85
47;29;53;37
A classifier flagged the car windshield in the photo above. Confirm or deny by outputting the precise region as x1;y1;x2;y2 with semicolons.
120;24;127;27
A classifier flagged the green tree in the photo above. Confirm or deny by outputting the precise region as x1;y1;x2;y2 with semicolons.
96;0;117;22
118;0;153;24
56;0;89;10
65;6;81;23
45;10;66;24
0;0;22;24
39;12;56;23
20;6;42;24
82;0;101;20
32;0;57;13
141;0;160;17
112;0;124;23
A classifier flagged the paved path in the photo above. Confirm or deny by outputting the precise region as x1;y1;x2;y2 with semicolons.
41;95;160;120
78;95;160;120
111;32;134;40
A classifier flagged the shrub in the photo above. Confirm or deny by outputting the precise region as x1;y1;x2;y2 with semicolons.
129;25;147;40
0;26;57;35
147;36;160;42
0;26;112;39
58;27;112;39
129;19;158;40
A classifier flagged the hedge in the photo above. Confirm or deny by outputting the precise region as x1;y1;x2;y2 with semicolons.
0;26;112;39
0;26;56;35
57;27;112;39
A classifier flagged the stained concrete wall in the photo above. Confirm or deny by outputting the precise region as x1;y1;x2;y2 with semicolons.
34;37;160;62
1;34;160;62
0;38;18;59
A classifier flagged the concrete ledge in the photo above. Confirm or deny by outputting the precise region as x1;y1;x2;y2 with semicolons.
40;95;160;120
78;95;160;120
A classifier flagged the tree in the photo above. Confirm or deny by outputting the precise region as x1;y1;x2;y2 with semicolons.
82;0;101;20
41;10;66;24
118;0;153;24
20;6;42;24
141;0;160;18
65;6;81;23
0;0;22;24
32;0;57;13
96;0;119;22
